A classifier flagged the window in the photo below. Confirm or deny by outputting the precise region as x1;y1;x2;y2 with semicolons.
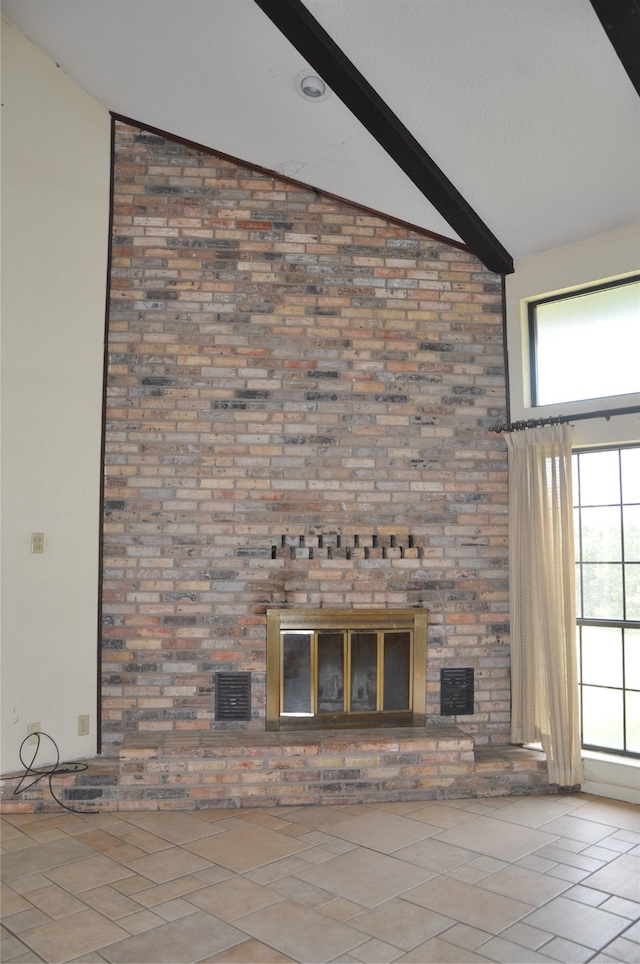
574;446;640;756
529;275;640;407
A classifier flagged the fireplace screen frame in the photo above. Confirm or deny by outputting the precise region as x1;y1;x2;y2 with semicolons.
266;608;427;730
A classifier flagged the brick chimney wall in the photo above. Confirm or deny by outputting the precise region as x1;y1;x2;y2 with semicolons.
102;121;510;754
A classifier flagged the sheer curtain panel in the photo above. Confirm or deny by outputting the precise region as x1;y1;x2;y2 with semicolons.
505;424;583;787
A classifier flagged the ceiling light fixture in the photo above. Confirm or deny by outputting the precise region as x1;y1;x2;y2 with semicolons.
296;69;330;102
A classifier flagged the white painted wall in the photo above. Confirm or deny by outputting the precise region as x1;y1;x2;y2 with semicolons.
505;223;640;448
1;19;111;773
505;225;640;803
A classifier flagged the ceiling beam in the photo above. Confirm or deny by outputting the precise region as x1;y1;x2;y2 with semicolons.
253;0;514;276
590;0;640;96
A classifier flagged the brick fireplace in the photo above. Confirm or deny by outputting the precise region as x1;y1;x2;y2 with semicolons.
92;120;540;810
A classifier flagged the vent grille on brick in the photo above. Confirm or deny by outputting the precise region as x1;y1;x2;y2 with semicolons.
215;672;252;721
440;668;474;716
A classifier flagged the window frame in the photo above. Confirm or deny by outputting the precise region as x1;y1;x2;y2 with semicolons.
527;274;640;408
573;444;640;759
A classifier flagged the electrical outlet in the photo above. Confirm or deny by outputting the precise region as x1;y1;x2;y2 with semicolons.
27;722;41;745
77;714;90;737
31;532;45;554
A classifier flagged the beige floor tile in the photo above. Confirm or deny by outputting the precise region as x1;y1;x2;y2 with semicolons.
122;811;224;844
368;801;426;815
6;874;54;896
476;863;570;905
192;864;235;885
546;863;590;883
404;803;477;829
540;814;619;844
403;876;535;933
237;898;366;963
110;873;153;896
1;930;43;963
600;895;640;918
153;897;199;921
183;823;310;873
20;908;129;963
432;815;560;862
481;796;578;829
535;844;606;873
491;921;551;951
624;920;640;941
601;936;640;963
564;882;609;906
3;907;51;934
29;831;66;845
349;936;404;963
133;874;209;907
296;845;336;864
446;863;491;884
0;838;96;882
71;830;125;853
117;909;164;935
274;806;348;830
349;896;455;951
1;795;638;964
523;895;629;950
582;853;640;902
201;936;296;963
25;884;86;919
396;935;492;962
44;855;134;894
119;847;212;884
102;843;148;863
68;954;108;963
320;897;365;921
187;876;283;920
79;884;143;919
0;820;26;839
297;829;335;846
474;935;557;962
570;799;640;833
1;836;39;854
223;809;293;832
541;935;597;962
268;874;335;908
294;847;436;908
1;884;33;917
393;836;476;872
100;909;246;963
439;923;493;951
116;829;173;854
324;810;438;855
244;855;313;884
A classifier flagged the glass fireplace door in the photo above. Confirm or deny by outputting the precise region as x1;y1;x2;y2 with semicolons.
267;609;427;729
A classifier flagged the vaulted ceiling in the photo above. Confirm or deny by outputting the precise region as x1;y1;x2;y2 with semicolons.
3;0;639;273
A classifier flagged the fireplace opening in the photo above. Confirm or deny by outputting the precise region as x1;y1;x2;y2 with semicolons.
266;609;427;729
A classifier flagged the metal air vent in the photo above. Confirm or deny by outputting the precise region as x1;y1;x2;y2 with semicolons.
215;672;251;721
440;668;474;716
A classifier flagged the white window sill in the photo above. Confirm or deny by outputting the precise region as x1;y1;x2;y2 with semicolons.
581;749;639;805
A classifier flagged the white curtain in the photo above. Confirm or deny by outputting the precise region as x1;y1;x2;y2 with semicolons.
505;423;583;787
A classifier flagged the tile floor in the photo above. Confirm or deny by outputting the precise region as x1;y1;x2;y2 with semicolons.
1;792;639;963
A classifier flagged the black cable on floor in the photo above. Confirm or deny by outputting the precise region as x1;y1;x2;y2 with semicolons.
3;731;101;814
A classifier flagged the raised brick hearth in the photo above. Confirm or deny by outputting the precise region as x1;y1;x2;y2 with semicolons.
1;729;556;813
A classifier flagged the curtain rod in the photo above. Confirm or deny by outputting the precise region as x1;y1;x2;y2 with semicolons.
489;404;640;434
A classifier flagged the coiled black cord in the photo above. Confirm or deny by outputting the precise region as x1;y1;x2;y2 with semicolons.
7;731;98;814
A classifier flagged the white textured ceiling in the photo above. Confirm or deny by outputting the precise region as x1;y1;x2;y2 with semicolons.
3;0;639;264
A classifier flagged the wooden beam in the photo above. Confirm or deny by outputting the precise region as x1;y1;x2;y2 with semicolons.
590;0;640;96
253;0;513;276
